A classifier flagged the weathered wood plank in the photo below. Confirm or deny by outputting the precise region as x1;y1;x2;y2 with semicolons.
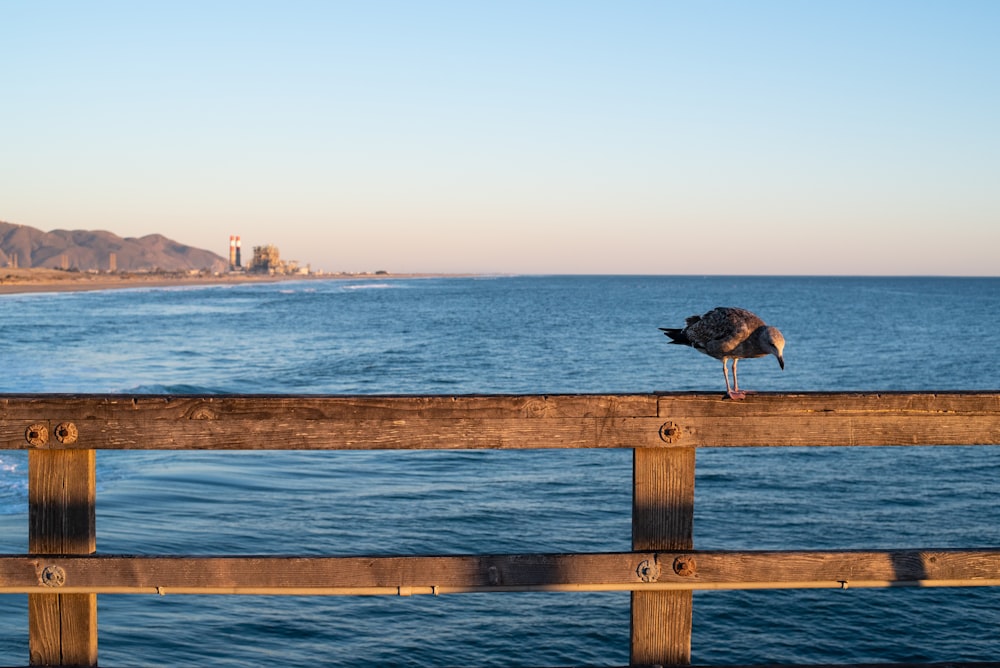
657;392;1000;447
632;447;696;665
1;553;654;593
1;393;998;450
0;393;660;420
0;394;663;450
2;550;997;594
2;416;666;450
672;549;1000;587
717;664;1000;668
28;449;97;667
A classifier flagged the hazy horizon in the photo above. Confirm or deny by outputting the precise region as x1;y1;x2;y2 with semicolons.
2;218;999;278
3;1;998;276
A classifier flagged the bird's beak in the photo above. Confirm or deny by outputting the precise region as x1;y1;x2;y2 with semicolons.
777;355;785;371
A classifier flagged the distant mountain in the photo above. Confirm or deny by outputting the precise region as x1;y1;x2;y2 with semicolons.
0;220;228;273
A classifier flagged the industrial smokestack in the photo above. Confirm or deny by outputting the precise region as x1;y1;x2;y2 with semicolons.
229;236;236;270
235;236;242;268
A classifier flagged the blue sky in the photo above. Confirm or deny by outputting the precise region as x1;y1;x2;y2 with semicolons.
2;1;998;274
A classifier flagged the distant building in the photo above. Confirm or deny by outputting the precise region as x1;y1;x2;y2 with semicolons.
250;244;281;274
248;243;307;275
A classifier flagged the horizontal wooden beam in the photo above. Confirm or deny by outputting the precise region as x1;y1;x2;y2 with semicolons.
0;392;997;450
0;394;664;450
657;392;1000;447
3;416;667;451
3;549;998;595
0;394;662;418
713;664;1000;668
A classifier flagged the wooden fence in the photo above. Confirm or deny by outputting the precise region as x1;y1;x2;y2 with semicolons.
1;392;999;667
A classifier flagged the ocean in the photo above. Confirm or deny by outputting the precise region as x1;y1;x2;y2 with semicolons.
0;275;998;666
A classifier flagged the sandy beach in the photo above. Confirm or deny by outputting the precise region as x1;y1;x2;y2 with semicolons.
0;268;451;296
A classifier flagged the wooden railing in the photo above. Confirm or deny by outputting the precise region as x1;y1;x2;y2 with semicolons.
2;392;999;667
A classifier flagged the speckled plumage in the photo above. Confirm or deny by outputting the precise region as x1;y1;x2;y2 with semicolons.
660;306;785;399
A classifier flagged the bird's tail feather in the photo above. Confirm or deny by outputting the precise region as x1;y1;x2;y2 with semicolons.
659;327;689;345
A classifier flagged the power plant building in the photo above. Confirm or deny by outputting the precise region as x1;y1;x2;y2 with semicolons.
229;236;307;275
250;244;281;273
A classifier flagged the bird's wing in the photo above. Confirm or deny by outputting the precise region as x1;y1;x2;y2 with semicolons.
690;308;763;356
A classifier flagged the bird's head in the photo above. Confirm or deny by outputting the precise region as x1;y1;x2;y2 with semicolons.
762;326;785;370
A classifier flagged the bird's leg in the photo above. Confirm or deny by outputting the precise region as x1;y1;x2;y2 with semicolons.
732;358;754;397
725;358;746;400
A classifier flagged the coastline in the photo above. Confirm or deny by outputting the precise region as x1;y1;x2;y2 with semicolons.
0;268;462;296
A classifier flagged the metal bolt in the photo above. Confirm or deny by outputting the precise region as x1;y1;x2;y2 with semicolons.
673;556;697;577
40;565;66;588
636;559;661;583
659;421;680;443
25;424;49;447
54;422;78;444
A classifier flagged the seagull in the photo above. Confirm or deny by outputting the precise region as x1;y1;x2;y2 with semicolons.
660;307;785;399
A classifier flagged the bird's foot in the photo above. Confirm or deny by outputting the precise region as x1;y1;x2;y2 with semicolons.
725;390;747;400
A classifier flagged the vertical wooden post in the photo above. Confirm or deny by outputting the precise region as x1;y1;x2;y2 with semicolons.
631;447;695;666
29;449;98;667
